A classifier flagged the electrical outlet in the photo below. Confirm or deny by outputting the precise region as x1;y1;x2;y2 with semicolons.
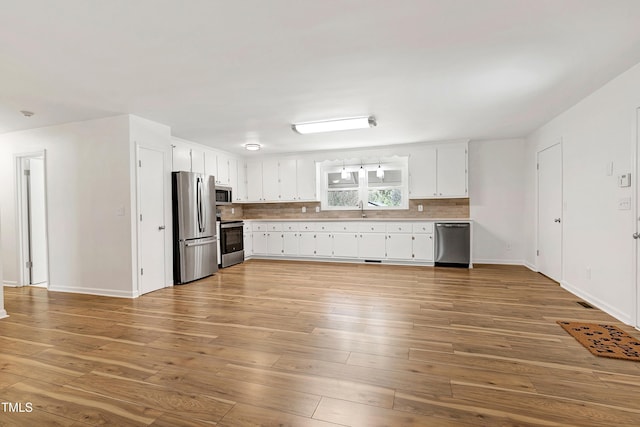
231;207;235;214
586;267;591;280
618;198;631;210
302;206;307;213
315;206;320;213
418;204;423;212
506;242;512;251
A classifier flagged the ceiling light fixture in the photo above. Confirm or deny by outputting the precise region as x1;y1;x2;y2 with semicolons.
20;110;34;117
292;116;376;134
244;143;261;151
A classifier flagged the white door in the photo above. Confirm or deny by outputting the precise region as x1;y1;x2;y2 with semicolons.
28;157;48;285
636;109;640;328
246;160;263;201
537;143;563;282
386;233;413;260
262;159;280;201
138;147;166;295
409;147;437;198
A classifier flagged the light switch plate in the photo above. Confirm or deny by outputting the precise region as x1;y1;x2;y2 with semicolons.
618;173;631;187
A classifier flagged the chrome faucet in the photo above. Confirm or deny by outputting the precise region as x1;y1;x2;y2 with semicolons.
358;200;366;218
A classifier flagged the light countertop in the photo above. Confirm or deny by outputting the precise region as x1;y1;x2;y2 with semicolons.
239;218;473;222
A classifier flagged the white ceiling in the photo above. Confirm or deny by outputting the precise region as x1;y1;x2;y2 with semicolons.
2;0;640;155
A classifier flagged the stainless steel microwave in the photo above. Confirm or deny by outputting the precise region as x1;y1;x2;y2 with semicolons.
215;185;232;205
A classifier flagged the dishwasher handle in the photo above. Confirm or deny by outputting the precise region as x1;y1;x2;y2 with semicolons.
436;223;469;228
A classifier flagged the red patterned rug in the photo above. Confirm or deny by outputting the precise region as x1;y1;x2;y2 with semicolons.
557;321;640;361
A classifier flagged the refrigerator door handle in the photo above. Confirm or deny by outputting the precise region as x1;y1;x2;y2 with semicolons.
185;238;216;248
196;177;203;233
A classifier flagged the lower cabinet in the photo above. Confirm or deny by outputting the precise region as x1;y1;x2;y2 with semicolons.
386;233;414;260
248;220;440;264
358;233;386;259
413;233;434;261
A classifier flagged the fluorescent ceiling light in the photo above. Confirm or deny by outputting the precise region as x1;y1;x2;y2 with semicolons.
244;143;261;151
292;116;376;134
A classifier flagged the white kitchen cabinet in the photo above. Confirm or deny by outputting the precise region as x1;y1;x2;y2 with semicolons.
315;232;333;257
413;233;434;261
386;233;413;260
172;144;192;172
436;144;467;197
296;158;317;201
235;161;247;202
283;232;299;256
279;158;298;201
409;143;468;199
217;153;231;185
246;160;264;201
191;147;205;174
409;147;437;198
333;232;359;258
228;158;238;192
298;232;315;256
253;232;267;255
266;232;283;255
243;223;253;258
358;233;386;259
204;150;217;179
262;159;280;201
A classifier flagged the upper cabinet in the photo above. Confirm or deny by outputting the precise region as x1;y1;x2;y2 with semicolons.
204;150;217;179
296;158;317;201
244;157;318;202
171;143;192;172
409;142;468;199
216;153;232;186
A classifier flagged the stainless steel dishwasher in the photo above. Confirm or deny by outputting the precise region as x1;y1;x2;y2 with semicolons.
435;222;470;267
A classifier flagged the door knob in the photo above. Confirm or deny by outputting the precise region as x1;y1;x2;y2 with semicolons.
633;232;640;239
158;225;166;230
554;218;561;223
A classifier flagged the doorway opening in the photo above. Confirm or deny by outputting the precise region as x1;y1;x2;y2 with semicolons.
15;151;49;288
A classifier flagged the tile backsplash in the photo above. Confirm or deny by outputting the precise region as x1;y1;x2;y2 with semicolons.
218;198;469;220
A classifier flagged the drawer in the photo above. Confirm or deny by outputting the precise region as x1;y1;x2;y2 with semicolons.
358;222;386;233
281;222;299;232
386;222;412;233
329;222;359;233
412;222;434;234
315;223;331;232
299;222;316;232
267;223;283;232
243;223;251;233
252;222;268;232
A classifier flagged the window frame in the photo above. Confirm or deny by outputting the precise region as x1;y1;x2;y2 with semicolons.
319;158;409;211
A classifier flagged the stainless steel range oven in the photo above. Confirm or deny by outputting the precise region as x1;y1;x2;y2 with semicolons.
220;220;244;268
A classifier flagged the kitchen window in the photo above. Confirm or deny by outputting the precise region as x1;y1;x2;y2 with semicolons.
320;157;409;211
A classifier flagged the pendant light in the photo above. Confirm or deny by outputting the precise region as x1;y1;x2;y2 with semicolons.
376;161;384;179
341;161;349;179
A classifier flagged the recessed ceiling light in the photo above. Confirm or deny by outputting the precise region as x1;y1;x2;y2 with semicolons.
292;116;376;134
244;143;261;151
20;110;34;117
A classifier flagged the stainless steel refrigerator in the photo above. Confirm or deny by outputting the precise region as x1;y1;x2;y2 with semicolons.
172;171;218;284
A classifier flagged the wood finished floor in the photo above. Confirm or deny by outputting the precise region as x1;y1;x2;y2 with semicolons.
2;260;640;426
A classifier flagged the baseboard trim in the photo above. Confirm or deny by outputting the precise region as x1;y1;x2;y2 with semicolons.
48;285;137;299
523;261;538;272
560;280;632;325
0;309;8;319
3;280;19;287
472;258;524;266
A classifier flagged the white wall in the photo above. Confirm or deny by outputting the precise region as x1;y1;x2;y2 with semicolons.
0;115;136;297
469;139;526;264
525;62;640;325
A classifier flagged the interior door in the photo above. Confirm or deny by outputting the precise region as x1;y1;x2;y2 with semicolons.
636;109;640;328
28;157;48;285
139;147;166;295
537;143;563;282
